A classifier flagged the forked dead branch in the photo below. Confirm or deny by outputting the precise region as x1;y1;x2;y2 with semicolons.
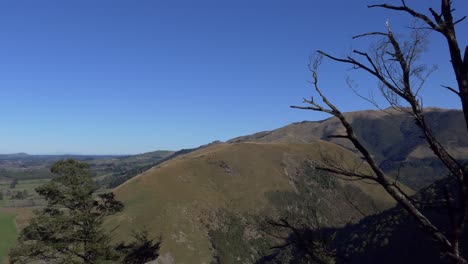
292;1;468;262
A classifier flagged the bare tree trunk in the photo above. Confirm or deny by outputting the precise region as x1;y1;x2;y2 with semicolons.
292;1;468;262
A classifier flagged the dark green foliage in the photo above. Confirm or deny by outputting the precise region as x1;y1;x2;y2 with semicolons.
304;161;337;190
208;162;346;264
115;229;161;264
9;159;124;264
206;158;395;263
257;161;383;264
258;200;336;264
9;178;18;189
267;161;378;227
100;163;157;189
11;190;28;200
0;168;52;180
208;212;271;264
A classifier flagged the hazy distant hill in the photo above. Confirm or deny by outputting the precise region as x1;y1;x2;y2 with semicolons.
0;151;174;184
0;153;30;160
109;141;405;263
230;108;468;190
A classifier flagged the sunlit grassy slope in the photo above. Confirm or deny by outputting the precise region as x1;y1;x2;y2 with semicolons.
110;141;402;263
0;209;17;263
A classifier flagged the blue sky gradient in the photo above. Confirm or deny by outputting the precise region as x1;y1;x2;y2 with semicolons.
0;0;466;154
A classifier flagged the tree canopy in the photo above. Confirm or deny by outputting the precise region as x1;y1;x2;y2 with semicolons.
8;159;157;264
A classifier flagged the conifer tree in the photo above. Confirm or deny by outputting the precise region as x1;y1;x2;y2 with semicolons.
9;159;124;264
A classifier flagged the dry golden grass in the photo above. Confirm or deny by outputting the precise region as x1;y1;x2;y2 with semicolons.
109;141;400;263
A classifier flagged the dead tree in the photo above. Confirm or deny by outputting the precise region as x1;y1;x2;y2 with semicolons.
292;1;468;263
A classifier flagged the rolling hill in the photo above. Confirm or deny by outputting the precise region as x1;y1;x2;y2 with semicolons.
109;141;405;264
229;108;468;190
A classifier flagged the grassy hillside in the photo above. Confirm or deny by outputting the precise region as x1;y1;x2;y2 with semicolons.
230;108;468;190
0;209;17;263
110;141;403;263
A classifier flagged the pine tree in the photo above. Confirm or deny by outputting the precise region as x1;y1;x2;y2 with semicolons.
9;159;124;264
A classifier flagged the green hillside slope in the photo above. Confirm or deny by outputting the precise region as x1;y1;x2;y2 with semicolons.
109;142;403;263
0;209;17;263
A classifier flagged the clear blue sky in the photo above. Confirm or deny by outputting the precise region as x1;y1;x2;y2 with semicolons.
0;0;466;154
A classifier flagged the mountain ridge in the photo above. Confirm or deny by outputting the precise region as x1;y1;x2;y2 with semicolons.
227;108;467;190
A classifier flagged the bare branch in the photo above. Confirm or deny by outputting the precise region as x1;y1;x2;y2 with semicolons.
352;32;387;39
368;3;440;31
442;85;461;96
453;16;467;25
316;166;377;182
326;134;349;139
293;50;456;254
